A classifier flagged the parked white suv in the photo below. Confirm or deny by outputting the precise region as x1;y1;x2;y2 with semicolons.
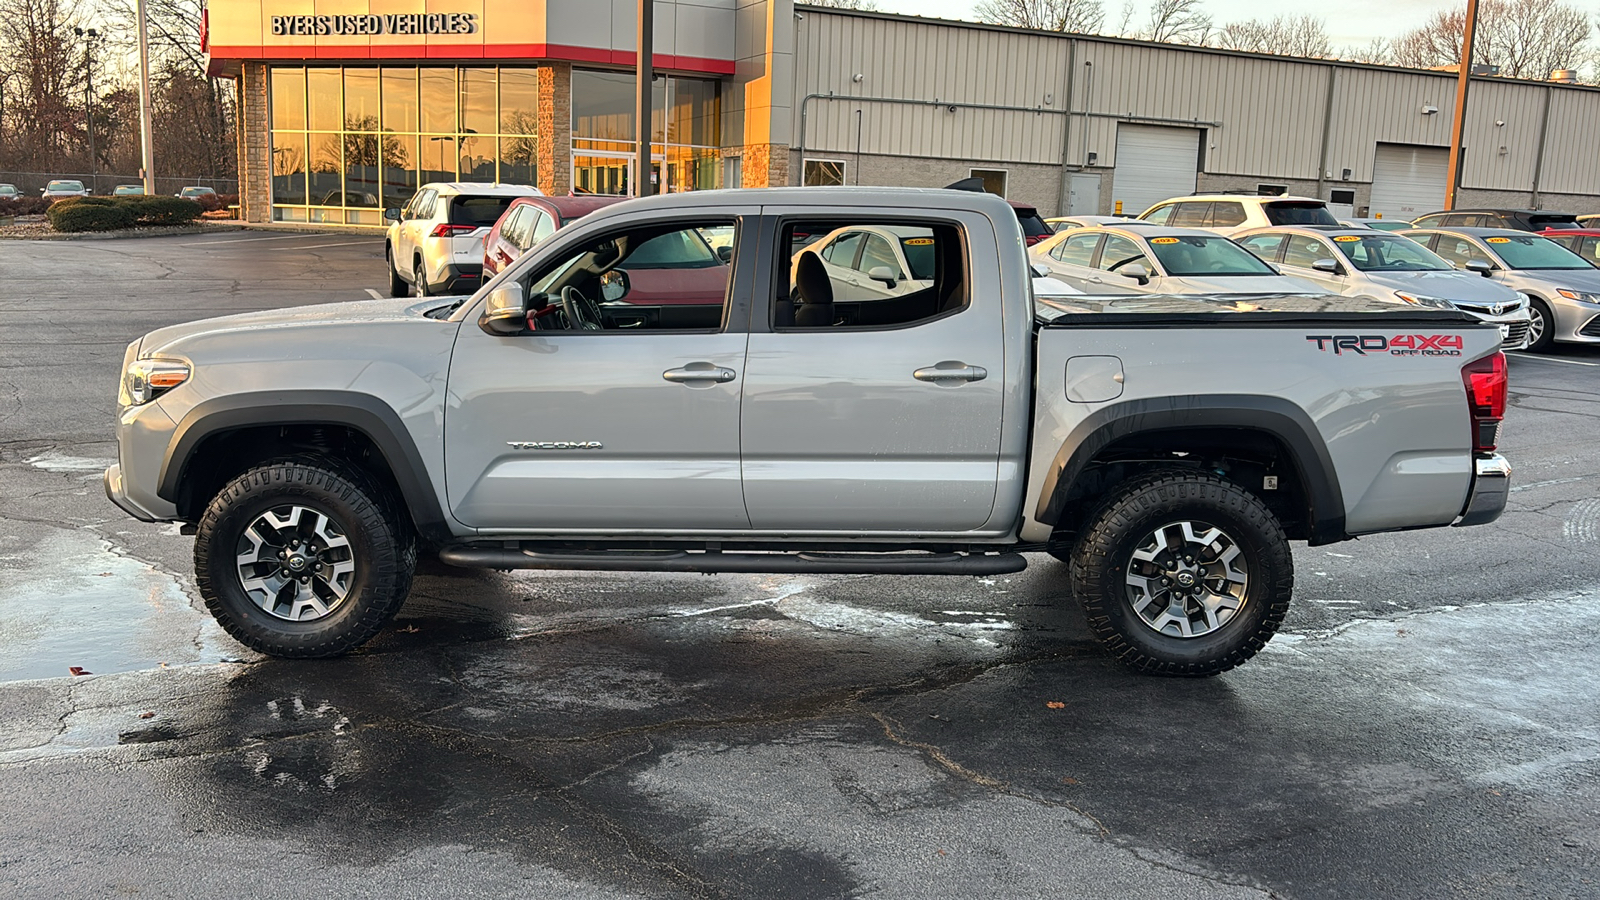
385;183;541;296
1138;194;1338;236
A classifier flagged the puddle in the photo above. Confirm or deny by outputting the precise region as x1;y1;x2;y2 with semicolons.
0;527;232;682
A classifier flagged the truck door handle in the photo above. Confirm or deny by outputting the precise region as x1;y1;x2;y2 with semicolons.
663;363;737;384
913;362;987;383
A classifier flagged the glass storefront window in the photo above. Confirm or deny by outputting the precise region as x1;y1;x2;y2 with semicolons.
270;66;540;222
307;69;342;132
571;71;721;195
419;69;456;134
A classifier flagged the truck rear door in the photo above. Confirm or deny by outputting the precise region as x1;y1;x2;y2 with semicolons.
738;210;1009;533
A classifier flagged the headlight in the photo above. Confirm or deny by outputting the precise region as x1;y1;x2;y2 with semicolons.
1556;289;1600;304
121;359;190;406
1394;291;1454;310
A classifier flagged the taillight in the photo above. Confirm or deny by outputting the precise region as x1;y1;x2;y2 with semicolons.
1025;234;1046;246
1461;351;1507;452
430;224;477;238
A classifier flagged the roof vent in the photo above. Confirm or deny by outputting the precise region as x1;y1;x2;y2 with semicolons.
1551;69;1578;84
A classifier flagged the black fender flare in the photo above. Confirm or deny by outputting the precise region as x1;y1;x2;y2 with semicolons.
158;390;456;544
1035;395;1348;545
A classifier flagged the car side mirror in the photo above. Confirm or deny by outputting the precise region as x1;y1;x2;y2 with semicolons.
867;265;899;288
1030;263;1050;279
716;245;733;263
1465;259;1494;277
383;207;402;222
1118;263;1150;285
1311;258;1342;274
479;282;527;335
599;269;630;302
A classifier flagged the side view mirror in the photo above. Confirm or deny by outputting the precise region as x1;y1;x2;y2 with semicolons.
1030;263;1050;279
1118;263;1150;285
867;265;899;289
478;282;527;335
599;269;630;302
1267;263;1282;274
1311;258;1342;274
1465;259;1494;277
716;245;733;263
383;207;402;222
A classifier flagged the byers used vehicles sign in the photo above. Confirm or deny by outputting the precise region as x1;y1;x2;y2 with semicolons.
269;13;478;36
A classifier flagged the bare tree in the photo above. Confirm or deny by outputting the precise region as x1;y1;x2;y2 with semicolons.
0;0;85;169
1341;37;1394;65
1143;0;1210;45
976;0;1104;33
1212;15;1331;58
1391;0;1590;79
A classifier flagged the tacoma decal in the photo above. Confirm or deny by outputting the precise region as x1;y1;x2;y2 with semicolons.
508;441;604;450
1305;334;1464;357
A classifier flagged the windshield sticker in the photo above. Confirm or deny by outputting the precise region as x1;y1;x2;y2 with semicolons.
1334;235;1361;242
1150;237;1179;244
904;237;934;246
1486;237;1511;243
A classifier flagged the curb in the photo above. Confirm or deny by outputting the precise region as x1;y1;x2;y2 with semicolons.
0;223;247;242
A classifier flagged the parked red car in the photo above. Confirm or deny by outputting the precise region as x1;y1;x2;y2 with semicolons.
1539;229;1600;268
483;195;625;277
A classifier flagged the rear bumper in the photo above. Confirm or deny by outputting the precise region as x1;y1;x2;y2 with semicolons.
430;262;483;294
1454;453;1510;527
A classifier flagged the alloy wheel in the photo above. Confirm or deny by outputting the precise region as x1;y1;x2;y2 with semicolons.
235;504;357;621
1124;520;1250;638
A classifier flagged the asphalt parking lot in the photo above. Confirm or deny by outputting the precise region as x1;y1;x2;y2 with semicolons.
1;231;1597;899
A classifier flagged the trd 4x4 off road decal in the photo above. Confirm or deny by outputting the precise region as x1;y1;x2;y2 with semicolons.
1305;334;1464;357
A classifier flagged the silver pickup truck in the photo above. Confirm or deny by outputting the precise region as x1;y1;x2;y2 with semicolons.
105;188;1510;676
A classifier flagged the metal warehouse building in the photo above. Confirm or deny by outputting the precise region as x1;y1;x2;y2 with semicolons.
205;0;1600;224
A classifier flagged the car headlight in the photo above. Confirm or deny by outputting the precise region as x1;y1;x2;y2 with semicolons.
1394;291;1454;310
121;359;190;406
1556;288;1600;304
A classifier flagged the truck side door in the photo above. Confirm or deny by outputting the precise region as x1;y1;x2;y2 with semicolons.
741;210;1009;533
444;208;757;531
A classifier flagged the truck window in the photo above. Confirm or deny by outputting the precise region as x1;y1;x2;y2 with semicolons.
778;221;967;330
519;219;735;332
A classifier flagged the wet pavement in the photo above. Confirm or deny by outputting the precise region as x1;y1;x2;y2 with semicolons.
1;233;1598;898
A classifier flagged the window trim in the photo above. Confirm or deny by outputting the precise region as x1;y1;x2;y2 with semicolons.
765;214;974;334
969;167;1009;198
505;213;750;336
802;158;848;187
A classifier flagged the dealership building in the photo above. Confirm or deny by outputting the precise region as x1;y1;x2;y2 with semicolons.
203;0;1600;225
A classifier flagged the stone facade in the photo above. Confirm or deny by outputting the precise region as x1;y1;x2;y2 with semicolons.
537;63;572;197
237;63;272;224
739;143;789;188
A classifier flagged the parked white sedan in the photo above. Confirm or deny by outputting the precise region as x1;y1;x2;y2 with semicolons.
798;224;1077;301
1030;226;1324;295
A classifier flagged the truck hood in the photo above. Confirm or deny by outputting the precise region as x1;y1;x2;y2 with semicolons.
139;297;459;357
1359;270;1522;304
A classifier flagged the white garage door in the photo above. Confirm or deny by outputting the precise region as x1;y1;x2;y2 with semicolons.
1111;125;1200;216
1370;144;1449;221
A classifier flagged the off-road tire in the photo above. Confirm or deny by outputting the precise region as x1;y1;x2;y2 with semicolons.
386;245;408;298
1525;297;1555;352
1071;469;1293;677
194;458;416;658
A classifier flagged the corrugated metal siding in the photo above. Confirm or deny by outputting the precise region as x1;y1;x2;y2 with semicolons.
791;10;1600;201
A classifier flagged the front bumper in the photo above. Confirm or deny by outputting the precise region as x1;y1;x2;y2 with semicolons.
1454;453;1510;527
104;464;162;522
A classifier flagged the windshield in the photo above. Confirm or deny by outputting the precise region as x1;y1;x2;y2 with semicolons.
47;180;84;191
1148;236;1277;276
899;235;937;280
1264;202;1337;226
1486;234;1592;270
1335;235;1451;272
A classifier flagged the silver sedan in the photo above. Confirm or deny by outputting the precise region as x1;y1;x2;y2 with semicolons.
1235;226;1533;351
1030;225;1323;296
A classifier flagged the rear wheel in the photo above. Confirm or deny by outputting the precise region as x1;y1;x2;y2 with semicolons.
386;245;408;298
194;459;416;658
413;260;431;297
1525;297;1555;352
1071;470;1293;677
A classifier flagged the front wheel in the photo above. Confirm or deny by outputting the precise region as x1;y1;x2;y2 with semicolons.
1524;297;1555;352
194;459;416;658
1071;470;1293;677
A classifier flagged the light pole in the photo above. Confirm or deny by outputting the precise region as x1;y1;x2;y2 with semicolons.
136;0;156;196
635;0;653;197
1444;0;1479;211
74;26;100;193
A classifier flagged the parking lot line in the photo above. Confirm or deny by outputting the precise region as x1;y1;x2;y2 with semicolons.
177;233;346;247
364;289;384;300
1506;352;1599;367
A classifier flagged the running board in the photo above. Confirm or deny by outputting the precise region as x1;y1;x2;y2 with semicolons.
437;546;1028;576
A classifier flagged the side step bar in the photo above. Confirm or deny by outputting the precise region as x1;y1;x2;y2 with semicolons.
437;546;1029;576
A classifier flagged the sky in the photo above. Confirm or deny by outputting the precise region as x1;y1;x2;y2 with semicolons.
868;0;1466;49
